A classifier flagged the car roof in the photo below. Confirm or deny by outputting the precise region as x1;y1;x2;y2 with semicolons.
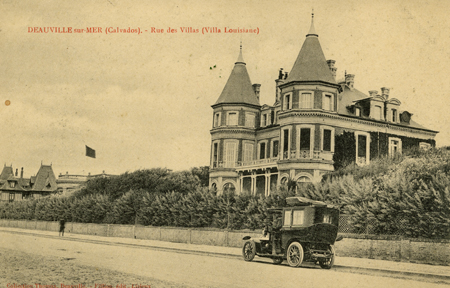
285;196;327;207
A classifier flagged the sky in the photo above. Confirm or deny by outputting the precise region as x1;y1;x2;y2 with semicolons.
1;0;450;178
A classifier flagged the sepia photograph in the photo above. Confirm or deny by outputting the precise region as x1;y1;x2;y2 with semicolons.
0;0;449;287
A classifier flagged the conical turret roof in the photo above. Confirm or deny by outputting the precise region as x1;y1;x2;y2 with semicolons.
214;45;260;106
286;14;336;84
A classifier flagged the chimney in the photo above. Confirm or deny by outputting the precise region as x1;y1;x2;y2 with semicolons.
275;68;286;105
327;60;337;79
278;68;284;80
381;87;390;99
15;169;18;177
369;90;378;97
252;84;261;101
345;74;355;88
20;167;23;178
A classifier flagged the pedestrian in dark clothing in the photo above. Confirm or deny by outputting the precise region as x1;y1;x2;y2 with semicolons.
59;219;65;236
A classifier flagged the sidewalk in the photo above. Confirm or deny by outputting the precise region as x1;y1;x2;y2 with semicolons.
0;226;449;281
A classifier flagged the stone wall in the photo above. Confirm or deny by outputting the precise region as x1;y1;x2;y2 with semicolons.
0;219;448;265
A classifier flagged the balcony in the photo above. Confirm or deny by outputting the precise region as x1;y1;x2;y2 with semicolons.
211;158;279;170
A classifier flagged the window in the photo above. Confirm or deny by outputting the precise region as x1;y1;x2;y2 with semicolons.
9;193;14;202
355;107;361;116
214;112;221;127
323;93;334;111
261;114;267;127
355;132;370;165
323;214;332;224
292;210;305;226
300;93;313;109
282;128;290;159
212;142;219;168
243;143;254;163
272;140;279;158
389;137;402;156
224;141;237;167
283;210;292;226
227;112;238;126
245;113;255;128
320;126;335;155
300;128;311;150
373;105;382;120
283;93;292;110
323;129;332;152
9;181;15;188
259;142;266;159
392;109;397;122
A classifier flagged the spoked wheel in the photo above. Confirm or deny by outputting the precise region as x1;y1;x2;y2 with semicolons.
272;257;283;264
319;245;335;269
242;240;256;261
286;242;304;267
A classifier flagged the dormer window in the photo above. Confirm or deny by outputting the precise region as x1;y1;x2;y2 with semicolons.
392;109;397;122
227;111;238;126
9;181;15;188
300;93;313;109
373;105;382;120
283;93;293;110
261;114;268;127
355;107;361;116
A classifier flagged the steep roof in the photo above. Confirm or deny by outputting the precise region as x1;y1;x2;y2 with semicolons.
0;175;29;192
338;84;369;115
0;165;14;181
286;15;336;84
338;83;437;132
214;46;260;106
32;165;57;191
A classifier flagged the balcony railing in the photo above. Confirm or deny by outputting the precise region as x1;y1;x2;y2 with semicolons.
211;151;334;169
281;150;333;161
237;157;278;167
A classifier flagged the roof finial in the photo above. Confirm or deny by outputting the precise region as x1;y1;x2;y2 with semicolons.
306;10;317;37
236;41;245;64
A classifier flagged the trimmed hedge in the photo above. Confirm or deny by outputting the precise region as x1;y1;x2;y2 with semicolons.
1;149;449;239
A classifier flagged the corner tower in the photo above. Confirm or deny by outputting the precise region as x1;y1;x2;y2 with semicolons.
277;13;341;181
209;45;261;194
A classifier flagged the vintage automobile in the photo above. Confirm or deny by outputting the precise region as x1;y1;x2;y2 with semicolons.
242;196;342;269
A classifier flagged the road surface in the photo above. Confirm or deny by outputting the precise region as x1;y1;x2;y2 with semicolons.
0;231;447;288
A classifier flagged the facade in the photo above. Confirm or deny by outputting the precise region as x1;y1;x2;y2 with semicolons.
0;164;58;201
209;14;437;196
56;170;116;196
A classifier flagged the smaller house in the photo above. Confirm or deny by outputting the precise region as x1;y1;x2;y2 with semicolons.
0;164;58;202
56;170;115;196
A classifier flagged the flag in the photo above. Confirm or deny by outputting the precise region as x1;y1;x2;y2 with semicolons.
85;145;96;158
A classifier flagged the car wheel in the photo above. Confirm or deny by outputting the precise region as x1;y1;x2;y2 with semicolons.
286;242;304;267
272;258;283;264
242;240;256;261
319;245;335;269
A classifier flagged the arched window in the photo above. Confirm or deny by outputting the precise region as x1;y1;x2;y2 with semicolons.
296;176;311;188
223;183;235;193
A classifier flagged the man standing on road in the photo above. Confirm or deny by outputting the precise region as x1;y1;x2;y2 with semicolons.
59;219;65;236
